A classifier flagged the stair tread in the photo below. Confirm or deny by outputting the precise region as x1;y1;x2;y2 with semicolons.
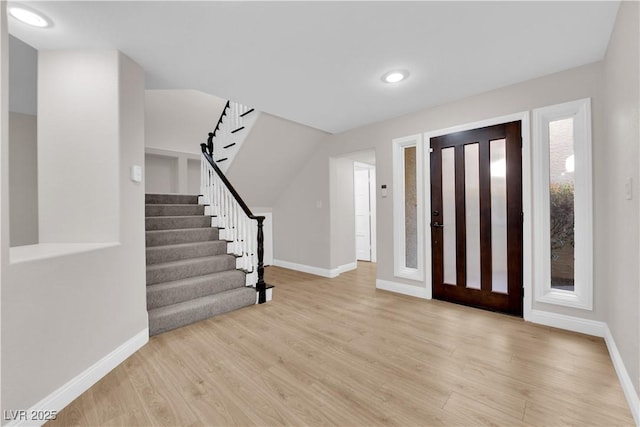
145;204;203;207
145;240;228;265
146;227;216;234
146;241;225;251
145;227;219;248
148;287;254;316
147;269;245;289
148;286;256;335
147;270;246;308
146;254;234;271
146;215;211;219
146;193;200;196
145;194;201;205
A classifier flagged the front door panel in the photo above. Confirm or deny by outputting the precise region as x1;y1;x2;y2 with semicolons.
430;122;523;315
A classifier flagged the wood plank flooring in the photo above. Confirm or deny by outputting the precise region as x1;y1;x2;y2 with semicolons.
49;262;634;426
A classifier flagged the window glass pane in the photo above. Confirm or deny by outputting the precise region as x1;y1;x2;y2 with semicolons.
549;118;575;291
442;147;457;285
490;139;508;293
404;146;417;269
464;144;481;289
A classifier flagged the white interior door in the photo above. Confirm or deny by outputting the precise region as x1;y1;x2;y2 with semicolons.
354;167;372;261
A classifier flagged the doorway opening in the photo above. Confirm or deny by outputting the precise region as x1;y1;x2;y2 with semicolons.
354;161;376;262
329;149;377;273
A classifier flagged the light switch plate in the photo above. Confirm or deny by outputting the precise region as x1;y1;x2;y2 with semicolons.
130;165;142;183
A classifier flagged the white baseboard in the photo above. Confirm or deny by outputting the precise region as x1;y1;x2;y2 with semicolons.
332;261;357;277
526;309;606;337
604;325;640;426
272;259;356;278
376;279;430;299
6;329;149;427
273;259;333;277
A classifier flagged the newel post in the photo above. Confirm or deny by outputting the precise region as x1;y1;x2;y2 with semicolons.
256;216;267;303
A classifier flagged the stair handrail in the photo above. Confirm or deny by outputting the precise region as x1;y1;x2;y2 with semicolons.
199;145;267;304
205;100;231;155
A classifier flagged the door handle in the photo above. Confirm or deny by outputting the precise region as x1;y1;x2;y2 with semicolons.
432;222;445;228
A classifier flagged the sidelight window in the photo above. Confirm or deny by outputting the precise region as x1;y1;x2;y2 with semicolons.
393;134;424;280
533;99;593;310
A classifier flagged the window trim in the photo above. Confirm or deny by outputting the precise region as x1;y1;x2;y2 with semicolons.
392;134;424;281
532;98;593;310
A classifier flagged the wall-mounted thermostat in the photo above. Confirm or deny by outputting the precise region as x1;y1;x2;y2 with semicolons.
381;184;388;198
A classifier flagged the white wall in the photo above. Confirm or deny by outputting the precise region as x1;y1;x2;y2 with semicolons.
37;50;120;243
145;153;179;194
602;0;639;395
227;112;328;208
9;112;37;246
329;156;355;268
272;143;331;269
144;90;227;194
9;36;38;247
1;50;148;416
9;36;36;116
145;89;227;155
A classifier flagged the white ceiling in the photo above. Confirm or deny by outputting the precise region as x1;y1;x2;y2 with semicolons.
9;1;620;134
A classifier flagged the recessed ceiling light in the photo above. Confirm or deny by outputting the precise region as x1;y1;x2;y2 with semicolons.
382;70;409;84
8;5;50;28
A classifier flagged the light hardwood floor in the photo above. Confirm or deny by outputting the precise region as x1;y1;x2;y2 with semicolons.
50;262;634;426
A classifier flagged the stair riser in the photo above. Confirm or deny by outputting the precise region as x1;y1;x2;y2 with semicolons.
146;205;205;217
146;194;199;205
149;288;256;336
145;216;212;231
146;256;236;285
147;272;246;309
146;228;218;247
146;242;227;265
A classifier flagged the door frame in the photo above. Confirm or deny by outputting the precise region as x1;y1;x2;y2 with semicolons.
354;161;377;262
422;111;532;319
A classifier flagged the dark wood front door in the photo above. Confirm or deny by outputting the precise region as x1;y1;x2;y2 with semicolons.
430;121;523;315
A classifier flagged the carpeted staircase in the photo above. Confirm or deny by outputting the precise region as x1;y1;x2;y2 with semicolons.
145;193;256;336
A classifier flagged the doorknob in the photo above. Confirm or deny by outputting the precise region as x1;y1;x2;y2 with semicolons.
432;222;445;228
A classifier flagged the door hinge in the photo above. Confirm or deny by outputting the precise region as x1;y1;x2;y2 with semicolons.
429;148;434;153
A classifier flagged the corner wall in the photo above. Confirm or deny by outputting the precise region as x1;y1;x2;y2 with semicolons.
272;142;331;270
227;113;329;208
1;50;148;418
602;0;639;396
329;156;355;269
